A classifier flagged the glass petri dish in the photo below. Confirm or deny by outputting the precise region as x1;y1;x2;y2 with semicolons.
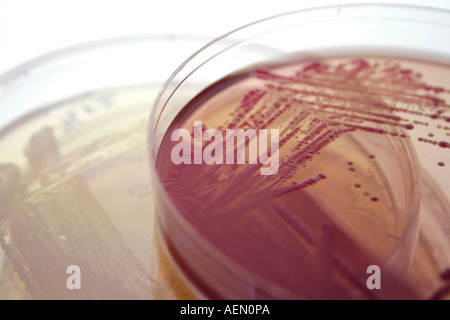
149;4;450;299
0;34;216;299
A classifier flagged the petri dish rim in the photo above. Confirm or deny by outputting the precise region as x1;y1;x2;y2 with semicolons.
0;34;214;86
0;33;220;133
150;3;450;145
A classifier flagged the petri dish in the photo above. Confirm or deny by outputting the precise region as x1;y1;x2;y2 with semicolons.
149;4;450;299
0;34;216;299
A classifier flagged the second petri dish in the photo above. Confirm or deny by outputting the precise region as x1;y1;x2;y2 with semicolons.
149;4;450;299
0;34;215;299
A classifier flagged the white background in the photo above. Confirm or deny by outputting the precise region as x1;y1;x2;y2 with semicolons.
0;0;449;75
